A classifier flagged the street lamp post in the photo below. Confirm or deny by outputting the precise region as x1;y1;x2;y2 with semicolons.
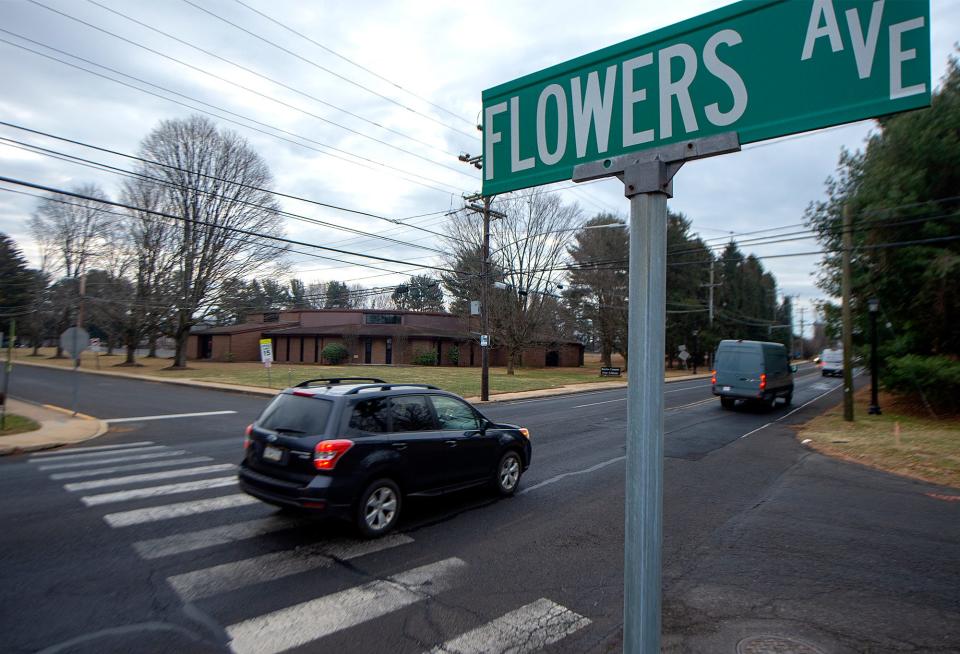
868;298;881;415
692;329;700;375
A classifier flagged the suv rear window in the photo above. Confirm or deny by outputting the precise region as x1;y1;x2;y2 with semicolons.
258;394;333;435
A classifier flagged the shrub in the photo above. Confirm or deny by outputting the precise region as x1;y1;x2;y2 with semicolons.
447;345;459;366
223;351;235;363
883;355;960;414
321;343;349;365
412;349;438;366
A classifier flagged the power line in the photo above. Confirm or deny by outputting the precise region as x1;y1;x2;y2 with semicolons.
178;0;479;141
0;176;459;273
84;0;464;160
0;136;447;255
231;0;476;130
0;186;422;277
0;121;452;239
0;31;462;196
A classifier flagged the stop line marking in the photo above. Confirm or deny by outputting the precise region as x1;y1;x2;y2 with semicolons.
105;410;237;423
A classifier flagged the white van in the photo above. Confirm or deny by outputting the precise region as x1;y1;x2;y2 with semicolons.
819;349;843;377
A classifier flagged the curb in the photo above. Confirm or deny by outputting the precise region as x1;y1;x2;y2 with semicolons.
0;397;110;457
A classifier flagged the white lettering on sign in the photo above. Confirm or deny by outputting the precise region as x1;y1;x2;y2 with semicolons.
571;65;617;157
800;1;926;101
889;17;926;99
511;96;534;172
801;0;843;61
484;101;507;181
845;0;884;80
658;43;699;140
536;84;568;165
622;53;654;147
703;29;748;127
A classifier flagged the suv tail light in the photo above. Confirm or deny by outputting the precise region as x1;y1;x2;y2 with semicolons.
313;439;354;470
244;424;253;449
759;373;767;391
518;427;530;439
710;370;716;385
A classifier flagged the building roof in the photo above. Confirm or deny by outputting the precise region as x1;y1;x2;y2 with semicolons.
193;321;297;335
262;323;474;340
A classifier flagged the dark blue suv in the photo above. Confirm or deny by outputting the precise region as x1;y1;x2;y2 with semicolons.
239;378;532;537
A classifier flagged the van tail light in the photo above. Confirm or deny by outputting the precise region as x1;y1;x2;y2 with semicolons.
244;424;253;449
760;373;767;391
314;439;354;470
710;370;716;385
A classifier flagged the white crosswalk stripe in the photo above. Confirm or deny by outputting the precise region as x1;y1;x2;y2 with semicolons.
64;464;235;492
168;534;414;601
81;477;237;506
32;445;166;464
29;441;155;457
227;557;467;654
38;450;189;471
427;598;591;654
104;494;259;527
49;457;214;480
133;517;308;559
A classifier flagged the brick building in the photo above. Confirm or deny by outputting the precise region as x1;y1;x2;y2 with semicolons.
187;309;584;367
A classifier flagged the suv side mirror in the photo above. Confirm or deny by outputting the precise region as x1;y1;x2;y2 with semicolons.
790;364;798;373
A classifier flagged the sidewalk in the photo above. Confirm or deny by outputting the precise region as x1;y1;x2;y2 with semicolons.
0;399;108;456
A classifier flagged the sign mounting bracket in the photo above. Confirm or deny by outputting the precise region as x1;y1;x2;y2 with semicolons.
572;132;741;197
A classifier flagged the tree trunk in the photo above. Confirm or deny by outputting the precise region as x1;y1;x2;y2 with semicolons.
106;335;115;356
506;348;516;376
147;337;158;358
601;343;612;368
172;325;191;369
123;341;137;365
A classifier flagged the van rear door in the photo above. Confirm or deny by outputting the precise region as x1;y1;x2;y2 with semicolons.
715;344;764;396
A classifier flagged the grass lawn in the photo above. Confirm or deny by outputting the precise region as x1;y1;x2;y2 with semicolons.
0;413;40;436
797;388;960;489
12;348;699;398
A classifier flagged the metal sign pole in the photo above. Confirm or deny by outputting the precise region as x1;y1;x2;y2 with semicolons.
573;133;740;654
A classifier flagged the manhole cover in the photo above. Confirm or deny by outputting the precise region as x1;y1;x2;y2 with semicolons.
737;635;825;654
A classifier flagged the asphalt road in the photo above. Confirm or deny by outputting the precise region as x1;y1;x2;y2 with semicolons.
1;363;957;653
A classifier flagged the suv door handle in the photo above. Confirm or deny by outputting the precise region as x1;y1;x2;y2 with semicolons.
444;440;458;447
391;442;408;451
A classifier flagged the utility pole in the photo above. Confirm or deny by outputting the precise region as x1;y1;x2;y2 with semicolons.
75;275;86;368
841;204;854;422
1;318;14;430
700;264;720;327
460;148;504;402
798;306;806;358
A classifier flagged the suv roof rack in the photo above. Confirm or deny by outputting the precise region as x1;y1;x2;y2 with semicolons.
295;377;386;388
344;383;440;394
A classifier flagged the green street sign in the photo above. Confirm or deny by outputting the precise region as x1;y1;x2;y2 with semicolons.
481;0;930;195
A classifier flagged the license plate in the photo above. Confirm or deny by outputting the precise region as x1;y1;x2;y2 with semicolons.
722;386;731;392
262;445;283;462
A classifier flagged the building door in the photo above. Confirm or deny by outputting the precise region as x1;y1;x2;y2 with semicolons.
546;350;560;367
199;335;213;359
385;338;393;365
364;338;373;364
436;340;442;365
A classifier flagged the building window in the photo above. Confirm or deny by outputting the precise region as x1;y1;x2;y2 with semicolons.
364;313;401;325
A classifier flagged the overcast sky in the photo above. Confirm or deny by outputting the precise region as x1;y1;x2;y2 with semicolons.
1;0;957;337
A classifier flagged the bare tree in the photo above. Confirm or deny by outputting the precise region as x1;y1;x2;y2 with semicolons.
29;184;112;356
127;116;286;368
444;188;580;374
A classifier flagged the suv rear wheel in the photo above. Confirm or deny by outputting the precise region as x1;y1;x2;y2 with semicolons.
356;478;401;538
493;450;522;496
